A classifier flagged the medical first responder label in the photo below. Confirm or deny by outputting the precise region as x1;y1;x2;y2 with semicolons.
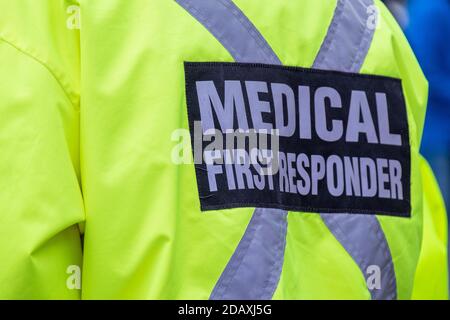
183;62;411;217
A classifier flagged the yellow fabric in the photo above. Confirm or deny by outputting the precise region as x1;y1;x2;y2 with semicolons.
0;0;83;299
360;0;427;299
412;157;448;299
0;0;446;300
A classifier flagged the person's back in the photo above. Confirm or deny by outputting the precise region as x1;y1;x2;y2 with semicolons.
0;0;447;299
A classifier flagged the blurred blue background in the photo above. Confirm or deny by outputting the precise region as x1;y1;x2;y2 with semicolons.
383;0;450;289
384;0;450;209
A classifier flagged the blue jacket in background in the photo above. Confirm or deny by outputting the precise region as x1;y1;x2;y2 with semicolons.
405;0;450;154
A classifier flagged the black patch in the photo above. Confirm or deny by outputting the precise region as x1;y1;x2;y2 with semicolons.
184;62;411;217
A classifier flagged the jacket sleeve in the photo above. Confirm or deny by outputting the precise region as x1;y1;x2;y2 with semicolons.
0;0;84;299
406;1;450;110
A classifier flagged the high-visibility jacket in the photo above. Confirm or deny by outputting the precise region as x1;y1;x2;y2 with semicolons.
413;157;448;299
0;0;447;300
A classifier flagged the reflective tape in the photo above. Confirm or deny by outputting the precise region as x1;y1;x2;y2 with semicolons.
177;0;397;300
175;0;281;64
175;0;287;300
321;214;397;300
315;0;398;300
314;0;376;73
210;208;288;300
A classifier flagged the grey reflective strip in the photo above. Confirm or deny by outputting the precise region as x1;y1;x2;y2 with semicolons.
176;0;287;300
210;209;288;300
176;0;281;65
314;0;375;73
321;214;397;300
315;0;397;300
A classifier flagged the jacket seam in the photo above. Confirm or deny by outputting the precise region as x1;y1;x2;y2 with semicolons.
0;35;79;110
